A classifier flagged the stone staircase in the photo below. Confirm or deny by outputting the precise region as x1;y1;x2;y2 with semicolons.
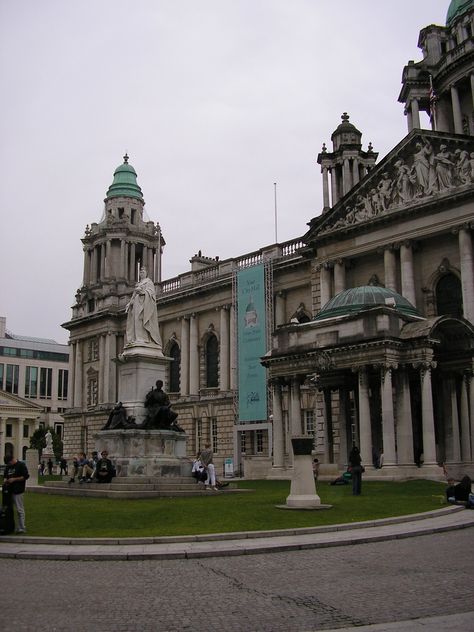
32;476;243;499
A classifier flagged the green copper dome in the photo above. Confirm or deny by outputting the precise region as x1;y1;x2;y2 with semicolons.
313;286;421;321
106;154;144;201
446;0;474;25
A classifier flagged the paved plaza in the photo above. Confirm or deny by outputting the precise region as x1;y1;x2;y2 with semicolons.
4;524;474;631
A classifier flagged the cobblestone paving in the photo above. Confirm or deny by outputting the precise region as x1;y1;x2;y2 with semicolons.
5;529;474;631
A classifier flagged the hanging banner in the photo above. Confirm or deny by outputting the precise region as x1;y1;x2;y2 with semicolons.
237;264;267;421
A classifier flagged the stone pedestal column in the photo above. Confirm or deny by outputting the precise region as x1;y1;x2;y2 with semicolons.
322;167;330;208
400;242;416;306
460;374;471;462
320;264;332;308
451;85;463;134
420;366;437;465
395;372;414;465
334;260;346;295
189;315;199;395
384;247;397;292
180;317;190;396
458;227;474;324
381;367;396;465
358;368;372;468
285;437;321;508
272;381;284;468
219;306;230;391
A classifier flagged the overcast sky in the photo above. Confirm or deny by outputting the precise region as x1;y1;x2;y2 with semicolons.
0;0;450;343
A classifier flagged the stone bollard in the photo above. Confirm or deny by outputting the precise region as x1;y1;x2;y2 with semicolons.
286;437;321;508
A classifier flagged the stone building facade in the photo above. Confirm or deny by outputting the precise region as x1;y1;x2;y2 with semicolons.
62;1;474;479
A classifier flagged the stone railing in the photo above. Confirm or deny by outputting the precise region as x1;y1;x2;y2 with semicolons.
160;237;304;295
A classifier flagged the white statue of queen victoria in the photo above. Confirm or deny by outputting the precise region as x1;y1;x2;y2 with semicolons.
125;267;162;350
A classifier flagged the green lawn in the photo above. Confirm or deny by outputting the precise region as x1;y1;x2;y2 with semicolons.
22;479;449;538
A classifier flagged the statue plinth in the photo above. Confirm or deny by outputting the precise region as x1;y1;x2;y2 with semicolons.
115;352;172;422
286;437;321;508
95;429;190;478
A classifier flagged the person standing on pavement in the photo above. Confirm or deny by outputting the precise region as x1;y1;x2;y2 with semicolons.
3;454;29;533
199;443;218;491
348;445;364;496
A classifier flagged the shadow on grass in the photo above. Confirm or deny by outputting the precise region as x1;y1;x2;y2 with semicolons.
24;479;448;538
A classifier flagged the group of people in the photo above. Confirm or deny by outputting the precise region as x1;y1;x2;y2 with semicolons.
68;451;115;484
445;475;474;508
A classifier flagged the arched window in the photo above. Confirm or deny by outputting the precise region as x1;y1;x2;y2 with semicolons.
206;335;219;388
436;273;463;318
169;341;181;393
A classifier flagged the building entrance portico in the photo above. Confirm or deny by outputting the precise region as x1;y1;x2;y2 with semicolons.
263;287;474;480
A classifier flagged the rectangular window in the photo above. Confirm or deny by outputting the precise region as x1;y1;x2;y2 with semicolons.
87;376;98;406
211;418;218;454
304;410;315;435
256;429;264;454
25;366;38;398
6;424;12;438
88;339;98;361
2;347;18;357
23;425;29;438
19;349;34;358
5;364;19;394
54;423;63;439
195;418;202;454
240;431;246;455
39;367;53;399
58;369;69;400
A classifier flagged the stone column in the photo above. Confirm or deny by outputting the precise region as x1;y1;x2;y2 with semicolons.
470;74;474;111
469;369;474;463
337;388;349;466
460;374;471;462
358;368;372;467
420;365;437;465
384;246;397;292
100;243;106;279
129;243;136;282
83;248;90;285
148;248;154;282
0;417;5;460
103;332;111;404
451;84;464;134
447;376;461;462
289;378;303;438
219;306;230;392
343;158;351;196
320;263;332;308
330;168;338;206
322;167;330;208
91;247;97;284
334;259;346;295
120;240;127;279
105;240;112;278
73;341;83;408
405;106;413;133
411;98;421;129
322;388;334;463
395;371;414;465
98;334;106;404
275;291;286;327
109;333;117;403
380;366;396;465
189;314;199;396
69;342;76;408
458;227;474;323
180;317;190;396
400;241;416;306
16;420;24;461
352;157;360;185
272;381;284;468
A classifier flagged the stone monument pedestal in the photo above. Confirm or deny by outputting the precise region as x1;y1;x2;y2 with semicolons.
95;429;190;478
115;351;172;422
285;437;322;509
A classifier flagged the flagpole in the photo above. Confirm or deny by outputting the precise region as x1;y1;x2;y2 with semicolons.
273;182;278;243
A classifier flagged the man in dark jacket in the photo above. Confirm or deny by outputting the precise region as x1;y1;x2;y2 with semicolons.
94;450;115;484
3;455;29;533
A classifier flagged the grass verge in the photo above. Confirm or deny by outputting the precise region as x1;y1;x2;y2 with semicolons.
21;479;449;538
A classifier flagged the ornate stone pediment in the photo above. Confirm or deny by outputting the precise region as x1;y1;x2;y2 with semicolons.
306;131;474;242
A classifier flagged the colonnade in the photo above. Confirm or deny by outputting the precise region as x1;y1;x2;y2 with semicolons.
271;365;474;470
83;240;160;286
405;74;474;133
318;227;474;321
321;160;372;208
0;416;39;461
178;306;235;396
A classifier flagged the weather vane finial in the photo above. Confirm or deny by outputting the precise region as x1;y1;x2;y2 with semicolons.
123;152;129;164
